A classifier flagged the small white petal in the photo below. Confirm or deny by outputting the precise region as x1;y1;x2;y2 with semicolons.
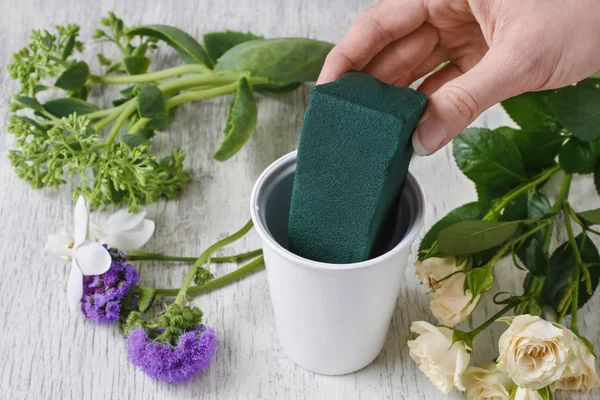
104;209;147;233
73;196;89;247
88;219;104;242
47;234;73;247
67;261;84;312
104;220;155;250
73;241;112;275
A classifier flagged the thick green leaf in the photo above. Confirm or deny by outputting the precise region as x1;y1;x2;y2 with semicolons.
146;112;171;131
467;265;494;297
215;38;334;85
501;190;550;222
579;208;600;225
453;128;526;189
256;81;303;95
522;238;549;277
213;77;258;161
203;30;264;63
60;33;77;60
559;137;600;173
548;85;600;141
137;288;156;312
136;84;166;118
69;84;90;101
542;234;600;313
501;91;558;132
418;202;489;258
438;220;520;255
122;129;155;148
123;55;150;75
128;25;213;68
496;126;564;174
15;95;44;112
43;98;99;117
55;61;90;91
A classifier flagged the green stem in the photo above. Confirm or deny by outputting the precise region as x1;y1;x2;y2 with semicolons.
483;165;560;221
549;173;572;214
155;255;265;299
93;98;136;132
105;100;138;144
174;220;254;305
89;64;210;84
563;201;581;334
469;303;516;337
128;249;262;263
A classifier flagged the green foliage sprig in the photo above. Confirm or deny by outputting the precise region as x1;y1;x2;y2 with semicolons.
419;78;600;336
7;12;333;210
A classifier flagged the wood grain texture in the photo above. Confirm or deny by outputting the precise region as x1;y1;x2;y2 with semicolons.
0;0;598;399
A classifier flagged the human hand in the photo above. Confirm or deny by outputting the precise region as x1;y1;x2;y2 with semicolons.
318;0;600;156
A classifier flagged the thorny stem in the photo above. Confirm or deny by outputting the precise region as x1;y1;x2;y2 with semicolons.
469;303;517;337
563;201;581;334
128;249;262;263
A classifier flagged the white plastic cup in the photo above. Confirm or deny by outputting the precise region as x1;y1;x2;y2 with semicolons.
250;151;425;375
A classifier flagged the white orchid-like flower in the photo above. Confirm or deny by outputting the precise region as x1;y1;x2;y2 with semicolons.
89;209;155;251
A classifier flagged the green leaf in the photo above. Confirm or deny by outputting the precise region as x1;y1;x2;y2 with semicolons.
215;38;334;85
137;288;156;312
255;81;303;95
418;202;489;258
122;129;155;148
476;184;509;206
577;335;597;358
69;84;90;101
542;234;600;313
55;61;90;91
451;329;473;350
501;190;550;222
136;84;166;118
127;25;213;68
467;265;494;298
213;77;258;161
60;33;77;60
536;386;552;400
203;30;264;63
146;112;171;131
559;137;600;173
496;126;564;174
595;162;600;196
123;55;150;75
579;208;600;225
43;98;99;117
453;128;526;189
522;238;549;277
15;95;44;112
438;220;520;255
501;91;558;132
548;85;600;141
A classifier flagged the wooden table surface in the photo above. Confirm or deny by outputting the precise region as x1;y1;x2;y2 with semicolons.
0;0;598;399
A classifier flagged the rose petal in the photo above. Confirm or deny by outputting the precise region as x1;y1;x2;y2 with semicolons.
67;262;84;312
73;196;89;247
104;209;147;233
73;240;112;275
103;220;155;251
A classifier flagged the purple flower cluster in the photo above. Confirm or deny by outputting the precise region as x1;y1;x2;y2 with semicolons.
81;248;139;322
127;325;218;384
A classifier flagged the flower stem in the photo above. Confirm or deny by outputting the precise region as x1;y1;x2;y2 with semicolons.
174;220;254;305
563;201;581;334
128;249;262;263
105;100;138;144
469;303;517;337
155;256;265;299
483;165;561;221
549;173;572;214
89;64;210;84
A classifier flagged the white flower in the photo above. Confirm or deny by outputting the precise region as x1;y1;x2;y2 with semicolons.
513;387;543;400
407;321;471;393
430;272;480;327
552;336;600;392
497;315;573;390
43;233;76;262
462;362;513;400
89;209;155;251
415;256;463;290
63;196;112;311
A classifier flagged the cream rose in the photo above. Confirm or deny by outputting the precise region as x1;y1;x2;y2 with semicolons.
497;315;573;390
430;272;480;327
552;336;600;392
415;256;463;290
462;362;513;400
513;387;543;400
407;321;471;393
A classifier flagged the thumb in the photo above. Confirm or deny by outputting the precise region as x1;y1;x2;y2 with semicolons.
412;49;530;156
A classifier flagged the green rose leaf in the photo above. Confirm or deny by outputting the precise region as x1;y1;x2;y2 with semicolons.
215;38;334;86
55;61;90;91
542;234;600;313
123;55;151;75
453;128;526;189
203;30;264;63
496;126;564;174
501;91;558;132
122;129;155;148
559;137;600;173
137;287;156;312
548;85;600;141
213;77;258;161
467;265;494;298
579;208;600;225
128;25;213;68
595;162;600;196
521;238;549;277
136;84;166;118
438;220;520;255
418;201;489;259
475;185;509;206
43;98;100;117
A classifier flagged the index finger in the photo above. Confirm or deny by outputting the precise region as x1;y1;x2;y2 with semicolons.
317;0;427;84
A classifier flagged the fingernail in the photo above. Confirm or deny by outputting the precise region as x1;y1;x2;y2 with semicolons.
412;119;446;156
